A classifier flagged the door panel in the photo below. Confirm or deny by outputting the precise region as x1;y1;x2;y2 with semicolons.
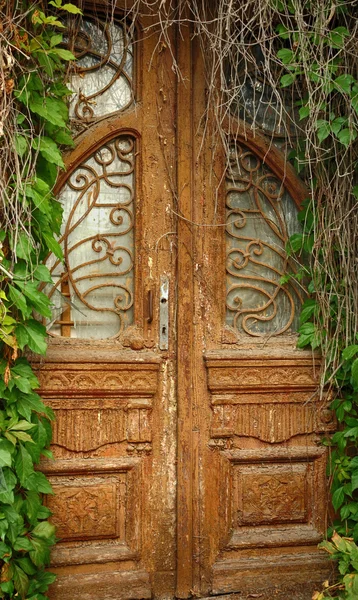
187;36;333;595
34;8;333;599
35;6;177;599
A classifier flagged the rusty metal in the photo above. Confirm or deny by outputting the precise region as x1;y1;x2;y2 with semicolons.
46;135;136;338
146;289;153;324
65;14;134;124
225;142;304;337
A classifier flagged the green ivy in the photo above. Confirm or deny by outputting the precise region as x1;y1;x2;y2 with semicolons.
0;1;81;597
274;2;358;598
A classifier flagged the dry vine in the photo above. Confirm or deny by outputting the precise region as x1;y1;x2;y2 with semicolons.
115;0;358;381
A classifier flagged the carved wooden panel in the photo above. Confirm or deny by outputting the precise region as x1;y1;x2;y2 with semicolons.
36;356;161;599
49;478;122;541
203;351;331;595
205;352;334;446
228;447;325;546
236;464;307;525
208;446;329;594
42;458;140;567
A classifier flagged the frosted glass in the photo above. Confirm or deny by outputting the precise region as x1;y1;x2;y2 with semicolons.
46;136;135;339
225;143;303;336
68;18;134;121
226;45;300;137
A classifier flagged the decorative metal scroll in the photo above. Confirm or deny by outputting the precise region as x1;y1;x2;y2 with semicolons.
226;143;304;337
226;45;300;137
45;135;135;339
66;16;134;123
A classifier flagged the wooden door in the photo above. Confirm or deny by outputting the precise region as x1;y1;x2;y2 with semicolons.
176;33;334;599
35;6;178;599
34;6;334;599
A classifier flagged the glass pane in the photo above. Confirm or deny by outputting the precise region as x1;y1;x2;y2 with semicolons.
226;45;300;138
225;143;304;337
67;17;134;122
45;135;135;339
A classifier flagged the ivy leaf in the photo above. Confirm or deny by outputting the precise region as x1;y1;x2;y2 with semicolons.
14;557;37;576
15;444;34;486
41;231;63;260
49;82;73;97
12;563;29;599
32;137;64;168
25;472;53;494
316;120;331;143
343;573;358;596
29;537;50;568
14;135;28;158
25;186;50;215
36;156;58;188
334;74;355;95
299;105;310;120
331;116;347;135
286;233;303;254
15;326;29;351
61;3;83;14
329;26;349;49
49;34;63;47
16;282;51;318
33;265;52;284
342;345;358;361
15;233;33;261
277;48;295;65
0;449;12;468
12;376;32;394
24;491;41;525
337;127;357;148
280;73;296;87
299;299;317;325
18;394;47;419
351;470;358;492
12;431;35;444
52;129;75;147
10;421;36;432
29;94;65;128
351;358;358;390
32;521;56;540
332;486;345;511
8;286;29;319
50;48;75;61
13;536;34;552
25;320;48;356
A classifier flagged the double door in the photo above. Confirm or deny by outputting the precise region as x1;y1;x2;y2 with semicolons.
35;5;333;598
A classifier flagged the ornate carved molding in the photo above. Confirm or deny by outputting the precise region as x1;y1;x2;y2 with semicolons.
205;352;333;444
36;362;160;397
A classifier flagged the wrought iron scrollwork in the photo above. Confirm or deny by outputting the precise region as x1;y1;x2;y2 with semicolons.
46;135;136;339
66;15;134;124
226;143;304;337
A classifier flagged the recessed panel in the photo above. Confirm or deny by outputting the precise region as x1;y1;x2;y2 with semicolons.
47;476;123;542
237;463;307;526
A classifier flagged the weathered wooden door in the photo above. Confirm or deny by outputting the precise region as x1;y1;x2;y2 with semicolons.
35;5;333;599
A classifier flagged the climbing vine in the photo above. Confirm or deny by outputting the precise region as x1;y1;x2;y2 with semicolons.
1;0;358;598
0;1;80;597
